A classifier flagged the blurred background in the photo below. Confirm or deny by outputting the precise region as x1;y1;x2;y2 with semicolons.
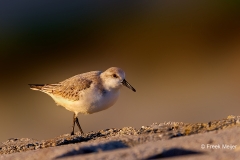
0;1;240;142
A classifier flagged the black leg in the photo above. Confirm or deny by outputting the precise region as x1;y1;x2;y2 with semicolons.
76;117;84;134
71;113;76;135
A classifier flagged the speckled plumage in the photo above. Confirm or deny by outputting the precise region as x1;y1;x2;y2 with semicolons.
38;71;100;101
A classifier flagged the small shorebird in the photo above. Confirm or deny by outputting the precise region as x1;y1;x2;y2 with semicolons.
29;67;136;135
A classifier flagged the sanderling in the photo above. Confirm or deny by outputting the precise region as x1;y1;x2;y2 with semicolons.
29;67;136;135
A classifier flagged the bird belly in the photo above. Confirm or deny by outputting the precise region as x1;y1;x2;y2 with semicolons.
49;90;120;115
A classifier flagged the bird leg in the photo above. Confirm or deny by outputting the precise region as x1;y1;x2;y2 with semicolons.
71;113;84;135
76;117;84;134
71;113;76;135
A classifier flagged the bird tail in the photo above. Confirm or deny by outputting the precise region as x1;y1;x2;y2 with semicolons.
28;84;45;91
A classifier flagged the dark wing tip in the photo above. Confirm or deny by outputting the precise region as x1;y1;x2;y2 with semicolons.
28;84;45;90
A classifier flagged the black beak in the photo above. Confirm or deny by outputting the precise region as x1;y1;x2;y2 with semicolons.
122;79;136;92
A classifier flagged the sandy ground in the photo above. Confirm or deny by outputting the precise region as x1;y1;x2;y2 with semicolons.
1;115;240;160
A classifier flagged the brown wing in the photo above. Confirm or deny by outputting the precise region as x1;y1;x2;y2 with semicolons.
41;75;93;101
30;71;101;101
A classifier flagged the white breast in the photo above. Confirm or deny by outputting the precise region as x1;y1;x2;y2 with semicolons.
89;90;120;114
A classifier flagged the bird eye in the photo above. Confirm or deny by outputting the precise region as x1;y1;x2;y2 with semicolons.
113;74;118;78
